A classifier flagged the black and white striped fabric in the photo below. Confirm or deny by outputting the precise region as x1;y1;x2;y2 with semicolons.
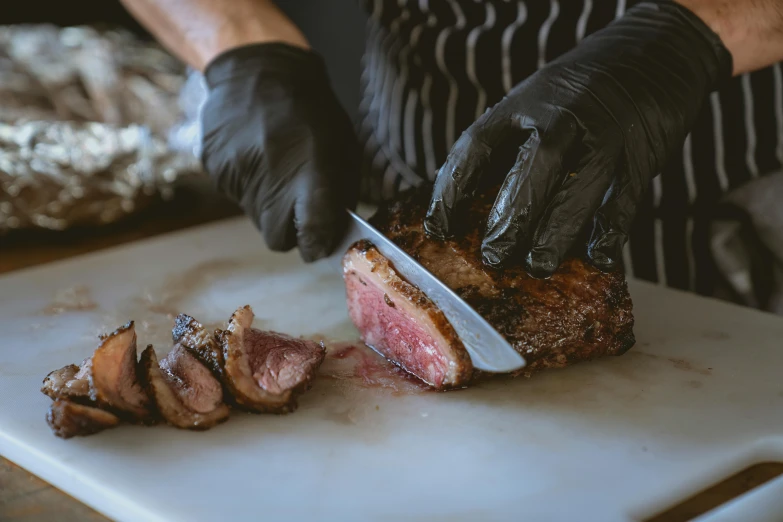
357;0;783;298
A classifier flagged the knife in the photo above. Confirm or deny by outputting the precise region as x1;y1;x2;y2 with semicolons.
335;209;526;373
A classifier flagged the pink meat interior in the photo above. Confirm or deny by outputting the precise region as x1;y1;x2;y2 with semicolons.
159;344;223;414
243;329;323;395
344;270;449;388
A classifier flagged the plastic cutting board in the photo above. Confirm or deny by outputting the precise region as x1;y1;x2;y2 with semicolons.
0;217;782;522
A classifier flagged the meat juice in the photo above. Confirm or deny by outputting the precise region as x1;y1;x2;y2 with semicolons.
320;341;431;396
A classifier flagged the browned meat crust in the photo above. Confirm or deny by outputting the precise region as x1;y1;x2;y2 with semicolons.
41;359;91;403
46;399;120;439
221;305;326;413
43;310;329;437
88;321;154;423
355;186;635;384
344;241;473;388
139;345;230;430
172;314;224;380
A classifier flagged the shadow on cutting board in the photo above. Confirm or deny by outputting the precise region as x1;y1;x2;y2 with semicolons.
644;462;783;522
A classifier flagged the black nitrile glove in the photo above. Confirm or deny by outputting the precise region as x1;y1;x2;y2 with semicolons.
424;1;732;277
201;43;360;262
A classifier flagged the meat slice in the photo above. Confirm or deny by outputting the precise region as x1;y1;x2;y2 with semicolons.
41;358;91;403
46;399;120;439
89;321;153;422
343;186;635;388
172;314;223;379
139;344;230;430
221;306;326;413
344;241;473;388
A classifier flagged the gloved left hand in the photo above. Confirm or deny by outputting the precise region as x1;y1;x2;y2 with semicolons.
201;43;360;262
424;1;732;277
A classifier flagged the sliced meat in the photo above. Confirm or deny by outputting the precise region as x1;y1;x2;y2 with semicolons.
139;344;229;430
221;306;326;413
41;358;91;403
344;241;472;389
42;364;79;399
172;314;223;379
46;399;120;439
89;321;153;423
343;186;635;389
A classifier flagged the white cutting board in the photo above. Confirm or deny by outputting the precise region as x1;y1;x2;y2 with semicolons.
1;217;782;522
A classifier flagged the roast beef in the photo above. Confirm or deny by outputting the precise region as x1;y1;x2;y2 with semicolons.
42;309;331;438
343;187;635;389
221;305;326;413
88;321;154;422
46;399;120;439
140;344;230;430
344;241;472;388
41;358;91;403
172;314;224;380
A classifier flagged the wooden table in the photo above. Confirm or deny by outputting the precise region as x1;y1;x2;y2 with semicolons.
0;184;780;521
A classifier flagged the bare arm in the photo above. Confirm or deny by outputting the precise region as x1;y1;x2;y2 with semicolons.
118;0;309;70
677;0;783;74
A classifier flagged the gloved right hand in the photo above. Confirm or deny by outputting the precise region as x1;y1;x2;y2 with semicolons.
201;43;360;262
423;1;731;277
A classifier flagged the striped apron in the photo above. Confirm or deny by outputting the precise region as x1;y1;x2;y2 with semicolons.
357;0;783;298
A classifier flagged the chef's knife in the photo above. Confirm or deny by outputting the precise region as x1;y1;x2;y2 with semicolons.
336;210;526;373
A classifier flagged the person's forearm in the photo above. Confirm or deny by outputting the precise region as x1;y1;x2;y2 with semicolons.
119;0;309;70
675;0;783;74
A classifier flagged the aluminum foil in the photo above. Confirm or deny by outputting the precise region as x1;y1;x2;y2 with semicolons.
0;25;204;233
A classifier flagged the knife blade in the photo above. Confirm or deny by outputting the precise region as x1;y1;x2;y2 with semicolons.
335;210;526;373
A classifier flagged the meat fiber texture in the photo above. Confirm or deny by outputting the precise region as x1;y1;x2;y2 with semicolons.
220;306;326;414
46;400;120;439
41;306;325;438
139;344;230;431
343;187;635;389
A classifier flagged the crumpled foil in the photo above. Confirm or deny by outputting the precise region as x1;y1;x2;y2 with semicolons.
0;25;205;233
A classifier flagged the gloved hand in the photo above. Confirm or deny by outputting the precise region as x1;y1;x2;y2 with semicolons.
424;1;732;277
201;43;360;262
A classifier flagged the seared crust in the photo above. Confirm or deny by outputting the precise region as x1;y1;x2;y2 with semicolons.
343;241;473;388
88;321;154;423
172;314;224;380
41;363;91;404
46;399;120;439
43;311;326;438
369;186;635;378
221;306;325;414
139;346;230;431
